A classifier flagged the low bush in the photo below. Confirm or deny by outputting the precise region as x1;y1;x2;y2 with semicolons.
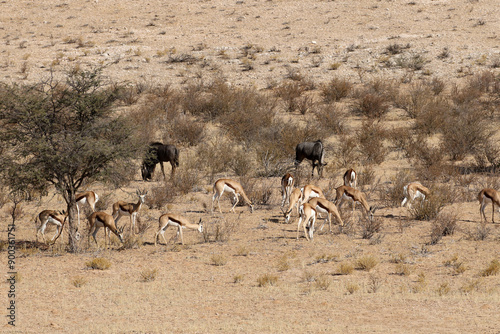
257;274;278;287
85;257;111;270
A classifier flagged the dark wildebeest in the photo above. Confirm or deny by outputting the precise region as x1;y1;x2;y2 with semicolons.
294;140;326;177
141;142;179;181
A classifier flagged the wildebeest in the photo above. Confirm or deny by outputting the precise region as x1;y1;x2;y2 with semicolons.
141;142;179;181
294;140;326;177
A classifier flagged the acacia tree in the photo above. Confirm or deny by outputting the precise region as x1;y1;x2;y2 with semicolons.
0;68;141;252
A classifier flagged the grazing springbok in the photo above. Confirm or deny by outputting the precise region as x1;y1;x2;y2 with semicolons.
478;188;500;224
88;211;125;248
155;214;203;246
297;203;316;241
282;188;302;224
112;189;148;234
75;191;99;229
301;184;325;204
307;197;344;232
36;210;67;244
295;140;326;177
335;185;376;221
281;172;295;207
401;182;430;209
343;169;357;188
211;179;254;214
141;142;179;181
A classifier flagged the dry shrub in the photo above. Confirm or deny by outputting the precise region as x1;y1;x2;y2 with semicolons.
85;257;111;270
352;91;389;118
356;120;386;165
443;256;468;275
380;171;414;207
320;77;352;103
441;104;495;162
163;115;205;146
202;218;237;243
396;81;434;118
257;274;278;287
228;148;255;177
480;259;500;277
314;103;345;135
334;134;359;168
196;138;236;181
274;81;307;113
233;274;244;283
359;217;382;239
240;177;274;205
428;212;458;244
411;185;456;221
465;223;491;241
148;183;175;210
367;274;382;293
356;255;378;271
140;268;158;282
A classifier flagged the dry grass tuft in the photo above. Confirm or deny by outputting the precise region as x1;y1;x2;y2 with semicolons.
356;255;378;272
480;259;499;277
429;212;458;245
257;273;279;287
338;262;354;275
85;257;111;270
71;276;87;288
345;282;360;294
140;268;158;282
210;254;227;266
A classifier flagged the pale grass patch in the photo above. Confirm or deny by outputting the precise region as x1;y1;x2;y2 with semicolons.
460;279;482;295
140;268;158;282
276;255;291;272
71;276;87;288
314;275;331;291
394;263;411;276
210;254;227;266
233;274;244;283
436;282;451;296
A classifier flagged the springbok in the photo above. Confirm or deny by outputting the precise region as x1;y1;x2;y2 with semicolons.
36;210;67;244
211;179;254;214
401;182;430;209
297;203;316;241
301;184;325;204
307;197;344;232
282;188;302;224
155;214;203;245
75;191;98;229
281;172;295;207
478;188;500;224
335;185;376;221
88;211;125;248
343;169;357;188
112;189;148;234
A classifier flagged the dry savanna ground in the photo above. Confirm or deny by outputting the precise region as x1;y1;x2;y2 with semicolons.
1;0;500;333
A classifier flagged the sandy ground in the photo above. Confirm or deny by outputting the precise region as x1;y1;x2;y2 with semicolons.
1;0;500;333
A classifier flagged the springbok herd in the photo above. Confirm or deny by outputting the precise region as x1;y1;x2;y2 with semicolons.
36;168;500;248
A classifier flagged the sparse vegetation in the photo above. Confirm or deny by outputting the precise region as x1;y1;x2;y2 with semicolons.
257;274;279;287
85;258;111;270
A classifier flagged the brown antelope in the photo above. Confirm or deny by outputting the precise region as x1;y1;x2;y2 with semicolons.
297;203;316;241
155;213;203;246
307;197;344;232
211;179;254;214
282;188;302;224
401;182;430;209
36;210;67;244
88;211;125;248
478;188;500;224
343;168;357;188
112;189;148;234
75;191;99;229
281;172;295;207
301;184;325;204
335;185;376;221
